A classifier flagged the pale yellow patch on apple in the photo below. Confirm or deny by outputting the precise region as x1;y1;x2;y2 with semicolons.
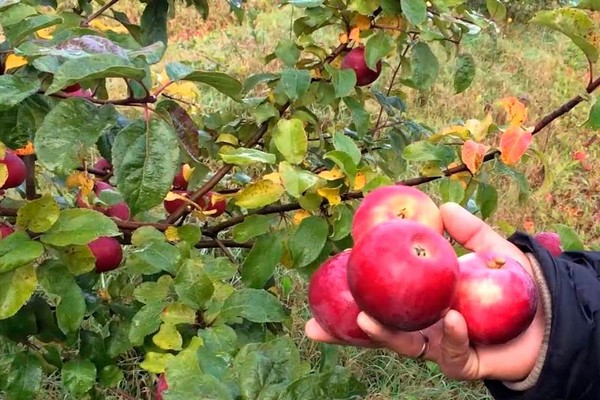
466;278;503;306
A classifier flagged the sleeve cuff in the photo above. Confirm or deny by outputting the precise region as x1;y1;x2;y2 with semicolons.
501;253;553;391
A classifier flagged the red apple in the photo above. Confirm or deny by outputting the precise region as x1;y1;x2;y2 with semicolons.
308;249;373;346
63;83;82;93
533;231;562;257
198;191;226;217
0;222;14;238
94;158;112;174
88;236;123;273
156;374;168;400
347;220;459;331
0;151;26;189
94;181;131;220
351;185;443;244
341;46;382;87
164;190;190;214
172;166;189;190
452;252;538;345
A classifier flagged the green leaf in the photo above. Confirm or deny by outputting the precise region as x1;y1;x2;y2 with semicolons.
3;14;62;45
40;208;120;246
60;245;96;275
140;352;174;374
0;76;40;110
0;264;37;320
273;118;308;165
61;359;96;396
16;194;60;233
98;365;124;388
365;30;393;70
324;150;357;181
38;262;85;335
174;259;214;309
475;182;498;220
280;68;311;101
134;281;170;305
34;99;119;173
332;133;361;165
235;180;285;209
454;53;476;94
0;0;20;11
289;216;329;268
531;8;598;62
204;257;238;281
153;323;183;350
113;118;180;216
402;141;455;164
439;178;465;203
166;62;242;100
584;98;600;128
324;64;356;98
46;54;146;94
232;215;271;243
141;0;169;46
0;232;44;274
197;325;238;380
279;161;320;198
129;301;165;346
410;42;440;90
401;0;427;26
554;224;585;251
329;204;353;241
129;240;181;275
342;97;369;135
218;288;287;324
280;367;367;400
275;39;301;67
241;233;283;289
486;0;507;20
220;147;276;166
5;352;43;400
161;303;196;325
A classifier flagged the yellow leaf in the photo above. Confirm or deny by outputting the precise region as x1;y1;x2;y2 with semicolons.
339;31;349;44
448;162;471;189
14;141;35;156
352;14;371;30
90;19;128;34
464;113;493;141
310;68;322;79
461;140;490;174
152;323;183;351
0;143;6;159
353;172;366;190
349;27;361;43
317;186;341;206
210;192;228;203
429;125;471;143
216;133;239;145
499;97;528;127
292;210;311;225
263;172;282;184
66;172;94;196
36;26;54;39
0;164;8;189
140;352;175;374
376;15;405;29
165;226;180;242
4;54;28;70
164;81;198;100
235;180;285;209
318;167;344;181
181;164;193;181
164;191;188;202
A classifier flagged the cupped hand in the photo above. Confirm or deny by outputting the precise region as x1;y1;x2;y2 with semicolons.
305;202;546;383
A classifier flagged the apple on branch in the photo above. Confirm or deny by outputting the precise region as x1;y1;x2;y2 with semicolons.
308;249;374;346
0;151;27;190
88;236;123;273
351;185;444;243
341;46;382;87
347;219;459;331
451;252;538;345
0;222;14;239
76;181;131;220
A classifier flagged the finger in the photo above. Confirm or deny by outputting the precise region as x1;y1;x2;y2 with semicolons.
357;313;426;358
305;318;345;345
440;202;521;255
439;310;479;380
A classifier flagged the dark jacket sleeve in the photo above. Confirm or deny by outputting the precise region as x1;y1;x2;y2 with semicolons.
484;232;600;400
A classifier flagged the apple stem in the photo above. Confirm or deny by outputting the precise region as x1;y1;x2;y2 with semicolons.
487;258;506;269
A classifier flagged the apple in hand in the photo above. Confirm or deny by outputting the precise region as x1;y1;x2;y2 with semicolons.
88;236;123;273
341;46;382;87
347;220;459;331
351;185;444;244
155;374;168;400
0;151;26;189
0;222;14;238
308;249;373;346
533;231;562;257
452;252;538;345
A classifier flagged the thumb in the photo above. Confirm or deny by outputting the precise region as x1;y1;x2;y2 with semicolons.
439;310;478;379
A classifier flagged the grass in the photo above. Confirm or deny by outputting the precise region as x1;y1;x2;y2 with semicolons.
2;1;600;399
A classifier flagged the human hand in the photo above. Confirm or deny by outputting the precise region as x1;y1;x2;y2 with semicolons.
305;202;546;382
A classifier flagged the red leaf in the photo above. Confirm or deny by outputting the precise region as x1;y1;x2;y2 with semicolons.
461;140;490;174
499;126;532;165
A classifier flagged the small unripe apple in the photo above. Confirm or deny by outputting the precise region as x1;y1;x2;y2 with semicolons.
351;185;443;244
308;249;373;346
533;231;562;257
0;151;27;189
0;222;14;238
198;191;227;217
348;220;459;331
93;158;112;174
88;236;123;273
451;252;538;345
155;374;168;400
341;46;382;87
164;190;190;214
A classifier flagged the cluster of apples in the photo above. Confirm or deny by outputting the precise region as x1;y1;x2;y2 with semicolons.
308;185;539;347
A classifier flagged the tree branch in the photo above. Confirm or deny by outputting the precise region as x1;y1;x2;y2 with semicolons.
47;91;157;106
80;0;120;27
23;155;37;200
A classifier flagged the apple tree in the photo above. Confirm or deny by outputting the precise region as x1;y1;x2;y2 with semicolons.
0;0;597;398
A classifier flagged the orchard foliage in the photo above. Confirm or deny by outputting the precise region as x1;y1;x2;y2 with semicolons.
0;0;598;398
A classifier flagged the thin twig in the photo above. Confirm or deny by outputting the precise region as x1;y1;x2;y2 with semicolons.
81;0;120;27
23;155;37;200
214;237;238;262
